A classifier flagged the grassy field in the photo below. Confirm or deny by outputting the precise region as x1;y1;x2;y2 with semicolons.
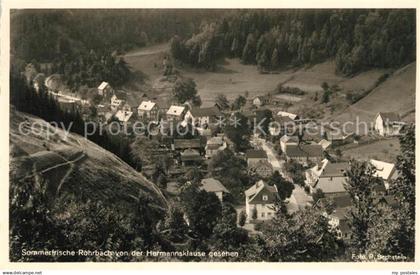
340;138;401;163
124;44;416;124
332;62;416;131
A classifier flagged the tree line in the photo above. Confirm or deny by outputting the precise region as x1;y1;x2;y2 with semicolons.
170;9;416;75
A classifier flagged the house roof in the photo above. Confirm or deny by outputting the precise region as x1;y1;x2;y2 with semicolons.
277;111;298;120
370;159;396;181
207;136;224;145
114;110;133;123
285;144;323;158
201;178;229;193
138;100;156;111
180;149;201;161
174;139;202;149
167;105;186;116
377;112;401;123
189;107;221;118
316;176;347;194
245;180;278;203
98;81;109;90
246;149;268;159
321;162;349;177
280;135;299;143
318;139;332;150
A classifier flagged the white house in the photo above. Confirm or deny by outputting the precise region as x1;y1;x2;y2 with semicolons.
311;162;349;198
277;111;299;120
114;109;134;125
166;105;186;121
245;180;278;221
370;159;398;190
110;94;124;111
137;100;159;121
98;81;113;97
279;135;299;153
304;158;329;190
184;107;221;128
252;96;269;108
374;112;405;136
200;178;229;202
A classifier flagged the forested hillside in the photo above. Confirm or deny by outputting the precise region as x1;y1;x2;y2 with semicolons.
11;9;223;62
170;10;416;74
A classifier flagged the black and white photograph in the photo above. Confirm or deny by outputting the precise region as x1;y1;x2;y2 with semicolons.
5;6;417;264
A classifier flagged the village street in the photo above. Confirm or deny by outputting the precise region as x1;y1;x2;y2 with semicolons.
251;135;313;212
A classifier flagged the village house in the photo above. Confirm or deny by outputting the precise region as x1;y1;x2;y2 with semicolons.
245;180;279;222
97;81;113;97
246;149;268;166
114;109;135;126
166;105;187;121
279;135;299;153
304;158;329;189
311;161;349;198
284;144;324;166
318;139;332;150
200;178;230;202
172;138;203;152
252;95;269;108
370;159;398;190
205;136;227;159
248;160;274;179
374;112;406;136
110;94;124;111
318;194;352;240
277;111;299;120
184;107;222;128
179;149;202;166
137;100;159;122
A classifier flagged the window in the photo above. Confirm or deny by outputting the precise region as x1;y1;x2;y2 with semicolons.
261;212;265;218
262;195;268;201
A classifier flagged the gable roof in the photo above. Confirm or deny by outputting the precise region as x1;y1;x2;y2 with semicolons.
277;111;298;120
246;149;268;159
316;176;347;194
245;180;278;203
285;144;324;158
321;162;349;177
377;112;401;124
98;81;110;90
318;139;332;150
114;110;133;123
138;100;157;111
167;105;186;116
370;159;396;181
189;107;221;118
201;178;229;193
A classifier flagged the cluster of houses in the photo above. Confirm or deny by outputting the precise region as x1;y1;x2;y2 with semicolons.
38;75;407;240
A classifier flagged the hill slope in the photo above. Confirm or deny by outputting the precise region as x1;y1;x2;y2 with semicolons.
332;62;416;133
9;108;168;213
